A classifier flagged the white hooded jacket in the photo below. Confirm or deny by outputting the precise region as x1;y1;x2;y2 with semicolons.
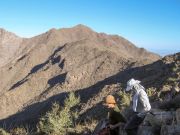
126;79;151;113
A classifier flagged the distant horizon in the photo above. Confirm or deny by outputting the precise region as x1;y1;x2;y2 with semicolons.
148;49;179;57
0;0;179;56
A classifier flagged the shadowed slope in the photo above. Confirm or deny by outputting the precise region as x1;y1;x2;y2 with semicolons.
0;25;161;123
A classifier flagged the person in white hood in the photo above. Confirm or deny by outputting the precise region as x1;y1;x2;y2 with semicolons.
124;78;151;135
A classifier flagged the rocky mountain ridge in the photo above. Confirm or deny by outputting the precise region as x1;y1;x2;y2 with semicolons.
0;25;161;126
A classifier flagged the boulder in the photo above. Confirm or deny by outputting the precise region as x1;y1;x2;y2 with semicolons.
176;108;180;125
137;126;156;135
144;111;175;126
161;125;180;135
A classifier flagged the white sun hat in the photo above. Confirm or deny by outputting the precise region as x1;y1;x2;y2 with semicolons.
126;78;141;91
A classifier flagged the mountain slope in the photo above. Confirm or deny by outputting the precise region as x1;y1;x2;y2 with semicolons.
0;25;160;124
77;52;180;121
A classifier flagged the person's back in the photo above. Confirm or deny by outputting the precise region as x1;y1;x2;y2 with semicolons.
124;78;151;135
136;89;151;113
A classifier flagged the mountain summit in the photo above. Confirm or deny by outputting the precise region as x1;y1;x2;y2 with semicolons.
0;28;23;67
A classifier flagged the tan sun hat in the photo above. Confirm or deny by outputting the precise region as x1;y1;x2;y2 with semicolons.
105;95;116;104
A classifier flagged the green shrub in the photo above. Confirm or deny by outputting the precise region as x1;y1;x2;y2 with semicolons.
146;87;156;97
118;91;131;108
167;77;177;82
64;92;80;108
172;67;178;72
146;87;159;101
38;92;80;135
0;128;10;135
10;127;28;135
72;119;98;134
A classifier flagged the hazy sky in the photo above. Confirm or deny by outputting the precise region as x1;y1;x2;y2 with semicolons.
0;0;179;56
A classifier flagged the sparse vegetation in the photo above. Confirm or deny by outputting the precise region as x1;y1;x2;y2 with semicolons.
38;92;80;135
0;128;10;135
146;87;159;101
167;77;177;82
172;66;178;72
68;119;98;134
9;127;28;135
146;87;156;97
118;90;131;108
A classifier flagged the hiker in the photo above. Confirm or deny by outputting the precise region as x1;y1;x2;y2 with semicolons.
104;95;127;135
93;95;126;135
104;95;126;135
124;78;151;135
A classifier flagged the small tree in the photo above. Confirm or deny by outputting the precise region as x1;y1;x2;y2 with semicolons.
38;92;80;135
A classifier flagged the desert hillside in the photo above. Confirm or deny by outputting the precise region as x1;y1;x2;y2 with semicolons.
77;52;180;121
0;25;161;126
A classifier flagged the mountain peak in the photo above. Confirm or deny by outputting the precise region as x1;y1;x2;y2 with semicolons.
0;28;7;35
74;24;89;28
0;28;20;38
46;28;58;35
72;24;94;31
